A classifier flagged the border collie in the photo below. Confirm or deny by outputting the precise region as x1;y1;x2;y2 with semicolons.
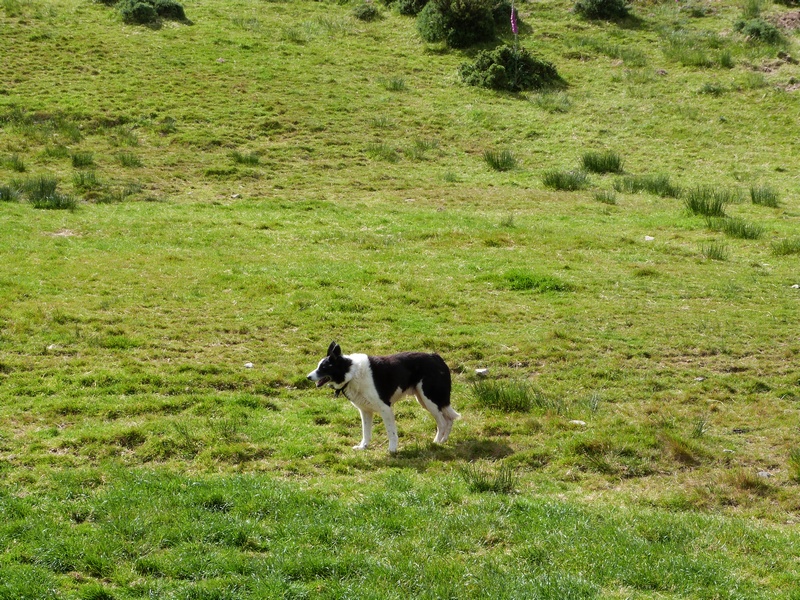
307;342;461;453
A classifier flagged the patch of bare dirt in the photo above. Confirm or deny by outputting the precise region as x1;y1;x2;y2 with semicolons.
774;10;800;31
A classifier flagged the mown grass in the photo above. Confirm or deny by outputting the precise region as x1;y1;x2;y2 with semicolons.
1;0;799;597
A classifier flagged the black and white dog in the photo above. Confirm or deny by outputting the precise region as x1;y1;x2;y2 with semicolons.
307;342;460;453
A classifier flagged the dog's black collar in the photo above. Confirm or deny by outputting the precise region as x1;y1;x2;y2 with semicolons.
334;381;350;399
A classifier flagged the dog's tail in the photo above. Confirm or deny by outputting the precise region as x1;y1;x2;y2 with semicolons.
442;405;462;422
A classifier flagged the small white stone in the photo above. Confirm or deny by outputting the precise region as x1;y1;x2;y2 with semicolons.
792;284;799;289
475;368;489;376
569;420;587;427
723;449;734;453
695;376;706;382
644;235;655;241
757;471;772;479
244;362;254;369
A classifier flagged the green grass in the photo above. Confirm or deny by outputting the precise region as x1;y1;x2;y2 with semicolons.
1;0;800;597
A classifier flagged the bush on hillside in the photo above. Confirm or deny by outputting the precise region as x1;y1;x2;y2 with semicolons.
574;0;631;20
460;44;564;92
353;1;384;21
417;0;496;48
734;18;783;44
388;0;430;15
109;0;187;25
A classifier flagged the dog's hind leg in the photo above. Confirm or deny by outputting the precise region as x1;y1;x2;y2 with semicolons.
414;389;449;444
438;405;461;443
354;408;374;450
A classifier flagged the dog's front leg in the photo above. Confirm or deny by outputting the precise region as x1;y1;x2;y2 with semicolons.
354;408;373;450
376;404;399;454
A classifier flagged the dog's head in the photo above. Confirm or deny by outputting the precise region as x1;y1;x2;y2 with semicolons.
307;341;353;389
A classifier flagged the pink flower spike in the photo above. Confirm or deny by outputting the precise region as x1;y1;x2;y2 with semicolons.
511;6;518;35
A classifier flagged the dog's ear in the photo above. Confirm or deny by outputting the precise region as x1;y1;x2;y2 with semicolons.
327;341;341;357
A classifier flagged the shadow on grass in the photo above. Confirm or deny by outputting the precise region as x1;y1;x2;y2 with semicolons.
352;439;515;471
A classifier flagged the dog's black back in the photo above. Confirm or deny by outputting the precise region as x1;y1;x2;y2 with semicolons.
369;352;451;410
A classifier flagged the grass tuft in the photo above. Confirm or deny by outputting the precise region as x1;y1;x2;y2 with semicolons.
472;379;536;412
380;77;407;92
483;149;517;171
614;174;681;198
503;269;572;292
459;461;519;494
705;217;763;240
73;171;101;192
593;190;617;205
118;151;142;167
366;142;399;162
685;186;736;217
231;150;261;166
0;184;20;202
771;238;800;256
789;449;800;482
5;153;26;172
530;91;572;113
71;151;95;169
542;169;588;191
581;151;623;174
750;185;779;207
700;240;728;261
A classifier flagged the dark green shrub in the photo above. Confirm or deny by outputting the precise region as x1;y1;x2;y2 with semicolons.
117;0;186;24
119;0;158;24
460;45;564;92
353;2;383;21
154;0;185;20
417;0;496;48
734;19;783;44
387;0;429;15
491;0;517;31
574;0;630;20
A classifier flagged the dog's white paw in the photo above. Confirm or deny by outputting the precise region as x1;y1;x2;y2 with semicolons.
353;443;368;450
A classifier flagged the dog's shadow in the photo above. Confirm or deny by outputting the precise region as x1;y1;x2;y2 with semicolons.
369;438;514;470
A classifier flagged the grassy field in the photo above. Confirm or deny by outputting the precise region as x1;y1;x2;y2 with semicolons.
2;0;800;597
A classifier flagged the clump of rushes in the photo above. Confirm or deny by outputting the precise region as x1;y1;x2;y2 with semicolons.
471;379;535;412
118;151;142;167
614;174;681;198
685;186;740;217
700;240;728;261
771;238;800;256
594;190;617;205
542;169;588;191
71;151;95;168
705;217;763;240
483;149;517;171
5;154;26;172
459;461;519;494
231;150;260;166
581;150;623;174
750;185;779;207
